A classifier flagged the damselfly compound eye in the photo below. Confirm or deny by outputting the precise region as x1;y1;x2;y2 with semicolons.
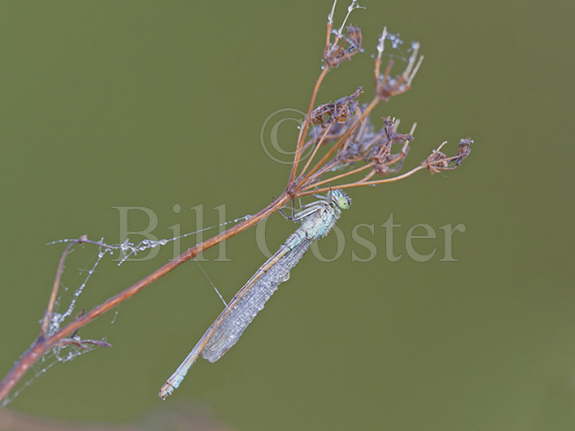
332;189;352;210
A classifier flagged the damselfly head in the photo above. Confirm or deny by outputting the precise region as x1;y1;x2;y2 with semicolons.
331;189;352;210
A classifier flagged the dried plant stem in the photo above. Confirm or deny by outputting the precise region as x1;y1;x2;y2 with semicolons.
299;126;332;178
299;165;426;196
307;162;373;190
41;243;74;336
0;192;290;403
325;0;336;51
358;170;376;183
288;67;330;186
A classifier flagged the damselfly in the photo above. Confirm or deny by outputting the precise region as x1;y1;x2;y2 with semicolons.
159;189;351;399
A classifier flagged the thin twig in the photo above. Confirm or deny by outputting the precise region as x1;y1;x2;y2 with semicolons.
326;0;337;52
41;242;74;336
305;162;373;190
58;338;112;349
288;68;330;187
298;165;426;196
299;126;332;178
0;192;290;402
358;170;376;183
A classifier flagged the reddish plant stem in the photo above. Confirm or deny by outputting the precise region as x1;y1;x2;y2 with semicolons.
0;192;290;403
41;242;74;336
307;162;373;190
288;67;330;186
299;165;426;197
288;12;336;186
299;126;331;178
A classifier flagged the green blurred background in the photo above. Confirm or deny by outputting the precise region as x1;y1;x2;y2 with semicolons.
0;0;573;430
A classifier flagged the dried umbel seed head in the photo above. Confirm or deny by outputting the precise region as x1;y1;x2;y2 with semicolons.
365;119;414;174
324;25;364;68
375;37;424;101
345;25;362;52
453;138;473;166
333;115;412;164
311;87;363;127
423;139;474;173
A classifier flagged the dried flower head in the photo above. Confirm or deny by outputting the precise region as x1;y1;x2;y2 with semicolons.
376;38;424;100
287;2;472;198
323;0;365;69
310;87;363;126
423;139;474;173
324;25;364;68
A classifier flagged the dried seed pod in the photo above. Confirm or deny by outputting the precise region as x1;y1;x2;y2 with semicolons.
311;87;363;127
375;39;424;100
324;25;363;68
453;138;473;165
423;139;473;173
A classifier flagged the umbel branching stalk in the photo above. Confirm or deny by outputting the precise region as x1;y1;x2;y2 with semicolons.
0;0;472;404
